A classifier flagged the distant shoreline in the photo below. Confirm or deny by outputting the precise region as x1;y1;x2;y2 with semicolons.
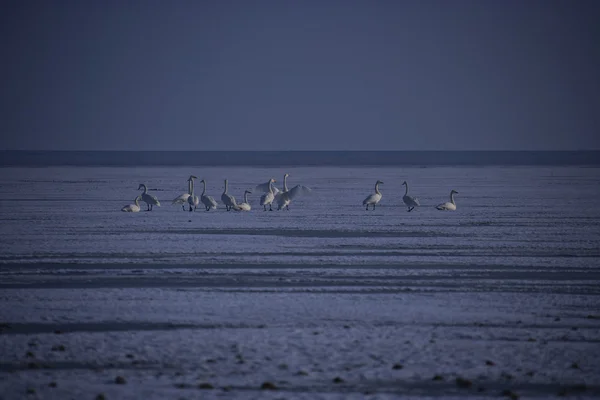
1;150;599;166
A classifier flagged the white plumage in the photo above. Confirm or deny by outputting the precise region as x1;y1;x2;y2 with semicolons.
402;181;420;212
363;180;383;210
121;196;141;212
436;190;458;211
137;184;161;211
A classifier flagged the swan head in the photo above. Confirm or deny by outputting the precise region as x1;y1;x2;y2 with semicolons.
402;181;407;186
245;190;252;194
270;178;276;183
188;175;198;181
137;184;145;190
451;190;458;194
284;173;290;178
376;180;384;184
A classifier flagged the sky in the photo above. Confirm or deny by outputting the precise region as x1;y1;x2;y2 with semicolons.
1;0;599;151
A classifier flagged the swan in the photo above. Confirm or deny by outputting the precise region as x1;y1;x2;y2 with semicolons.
363;180;383;210
276;173;312;210
137;184;161;211
221;179;238;211
121;196;141;212
187;175;200;212
236;190;252;211
199;179;218;211
436;190;458;211
172;175;194;210
260;178;276;211
402;181;420;212
256;179;281;196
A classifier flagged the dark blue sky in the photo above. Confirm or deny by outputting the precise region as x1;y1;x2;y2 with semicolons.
1;0;599;150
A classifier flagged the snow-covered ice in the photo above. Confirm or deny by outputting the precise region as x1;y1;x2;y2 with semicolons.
1;166;599;399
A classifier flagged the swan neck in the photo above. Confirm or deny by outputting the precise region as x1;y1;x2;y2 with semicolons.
450;191;455;204
283;175;288;192
244;192;249;203
201;180;207;195
404;183;409;196
375;182;381;195
134;197;139;206
224;180;228;193
269;181;274;194
189;179;194;196
141;184;148;194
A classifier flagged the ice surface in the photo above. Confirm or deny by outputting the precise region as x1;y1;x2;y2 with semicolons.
1;166;599;399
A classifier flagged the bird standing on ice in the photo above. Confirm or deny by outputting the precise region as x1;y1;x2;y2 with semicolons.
260;179;276;211
363;180;383;210
199;179;218;211
137;184;161;211
187;175;200;212
436;190;458;211
401;181;420;212
276;173;312;211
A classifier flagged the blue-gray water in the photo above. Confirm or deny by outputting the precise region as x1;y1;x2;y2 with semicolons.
1;150;599;166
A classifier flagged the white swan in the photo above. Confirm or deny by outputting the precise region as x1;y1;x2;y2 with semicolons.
221;179;238;211
121;196;141;212
236;190;252;211
199;179;218;211
260;178;276;211
276;173;312;210
256;179;280;196
137;184;161;211
436;190;458;211
402;181;420;212
172;175;194;210
187;175;200;212
363;180;383;210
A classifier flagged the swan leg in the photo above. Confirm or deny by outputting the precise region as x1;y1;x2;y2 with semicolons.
408;207;414;212
269;204;273;211
365;204;369;211
263;205;266;211
286;205;289;211
373;204;376;210
181;205;185;211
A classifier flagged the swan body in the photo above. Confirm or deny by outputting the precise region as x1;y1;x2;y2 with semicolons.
402;181;420;212
436;190;458;211
137;184;161;211
121;196;141;212
172;175;195;211
276;173;312;210
236;190;252;211
259;179;276;211
187;175;200;212
171;193;190;210
363;180;383;210
199;179;218;211
221;179;238;211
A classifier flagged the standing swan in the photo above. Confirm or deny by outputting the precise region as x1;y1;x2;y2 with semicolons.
138;184;161;211
121;196;141;212
171;176;192;211
199;179;218;211
436;190;458;211
255;179;281;197
363;180;383;210
221;179;238;211
276;173;312;210
402;181;420;212
187;175;200;212
260;179;276;211
236;190;252;211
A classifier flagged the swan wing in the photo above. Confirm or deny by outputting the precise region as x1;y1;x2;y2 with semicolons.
172;193;190;204
363;194;376;205
287;185;312;200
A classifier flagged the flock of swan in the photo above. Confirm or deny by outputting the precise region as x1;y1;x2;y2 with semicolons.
121;174;312;213
362;180;458;211
121;175;459;213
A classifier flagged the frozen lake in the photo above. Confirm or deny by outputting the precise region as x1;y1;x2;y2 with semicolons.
1;166;599;399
